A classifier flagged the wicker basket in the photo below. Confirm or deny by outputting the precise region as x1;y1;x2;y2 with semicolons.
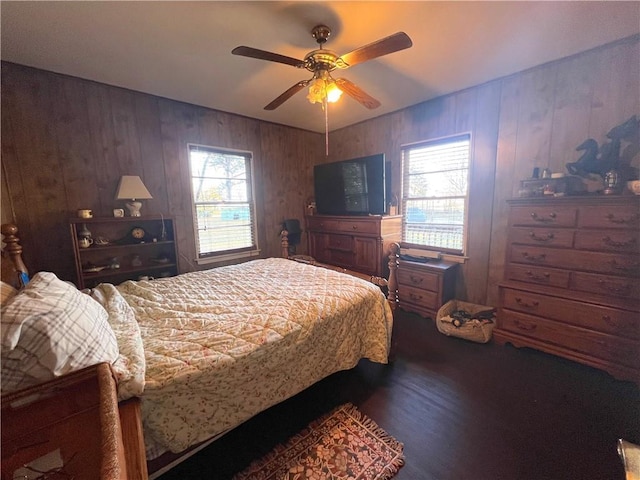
436;299;495;343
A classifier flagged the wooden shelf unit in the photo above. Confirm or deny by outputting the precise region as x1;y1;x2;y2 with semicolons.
305;214;402;278
496;195;639;383
70;216;178;289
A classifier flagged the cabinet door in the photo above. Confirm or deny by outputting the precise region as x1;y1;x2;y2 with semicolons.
309;232;331;264
353;237;380;275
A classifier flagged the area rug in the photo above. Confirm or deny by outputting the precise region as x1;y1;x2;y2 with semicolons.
232;403;405;480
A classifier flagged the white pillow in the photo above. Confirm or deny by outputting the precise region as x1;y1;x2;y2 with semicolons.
1;272;119;393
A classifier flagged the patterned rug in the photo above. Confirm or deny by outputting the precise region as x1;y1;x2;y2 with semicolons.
232;403;405;480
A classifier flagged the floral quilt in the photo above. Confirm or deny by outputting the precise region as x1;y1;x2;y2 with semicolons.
95;258;393;456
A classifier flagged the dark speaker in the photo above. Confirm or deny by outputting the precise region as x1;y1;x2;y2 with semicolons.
283;219;301;246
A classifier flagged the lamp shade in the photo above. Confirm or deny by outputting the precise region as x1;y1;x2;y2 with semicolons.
115;176;153;201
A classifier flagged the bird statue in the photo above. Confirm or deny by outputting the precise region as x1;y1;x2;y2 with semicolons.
566;138;599;177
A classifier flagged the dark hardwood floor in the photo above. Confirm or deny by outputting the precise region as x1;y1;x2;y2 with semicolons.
157;309;639;480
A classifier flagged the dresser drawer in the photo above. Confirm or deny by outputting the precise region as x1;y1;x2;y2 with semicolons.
505;264;570;288
578;204;640;229
327;234;353;251
574;229;639;254
500;288;639;339
509;205;578;227
571;271;640;300
510;244;639;277
509;227;574;247
306;216;339;232
500;310;640;369
397;268;440;292
398;284;439;310
334;218;379;235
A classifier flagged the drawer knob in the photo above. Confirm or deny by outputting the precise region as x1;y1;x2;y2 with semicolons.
529;231;555;242
515;297;539;309
605;213;639;225
409;275;423;284
597;280;631;295
521;252;547;263
607;260;638;272
602;236;637;248
525;270;550;282
352;225;358;230
602;315;617;328
513;319;537;331
530;212;557;222
409;293;422;300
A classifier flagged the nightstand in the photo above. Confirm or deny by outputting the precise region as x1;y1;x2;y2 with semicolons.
397;259;458;318
1;363;147;480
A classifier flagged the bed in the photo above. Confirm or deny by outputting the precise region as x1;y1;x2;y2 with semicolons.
1;223;399;477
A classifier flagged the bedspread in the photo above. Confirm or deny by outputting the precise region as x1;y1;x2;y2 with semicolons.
98;258;393;455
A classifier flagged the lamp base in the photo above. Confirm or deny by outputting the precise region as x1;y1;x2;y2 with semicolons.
125;201;143;217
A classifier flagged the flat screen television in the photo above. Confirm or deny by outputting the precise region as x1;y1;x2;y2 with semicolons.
313;153;387;216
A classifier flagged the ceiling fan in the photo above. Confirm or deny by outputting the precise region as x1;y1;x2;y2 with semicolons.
232;25;413;111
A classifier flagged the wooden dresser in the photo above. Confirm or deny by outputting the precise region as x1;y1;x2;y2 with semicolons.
397;259;458;318
306;214;402;277
496;196;639;383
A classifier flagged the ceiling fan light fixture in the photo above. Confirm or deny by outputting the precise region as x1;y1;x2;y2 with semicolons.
307;71;342;105
326;81;343;103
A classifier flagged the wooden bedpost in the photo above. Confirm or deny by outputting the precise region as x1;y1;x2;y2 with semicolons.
1;223;29;287
280;230;290;258
387;243;400;309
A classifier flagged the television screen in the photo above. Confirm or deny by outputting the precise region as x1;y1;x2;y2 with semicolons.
314;154;386;216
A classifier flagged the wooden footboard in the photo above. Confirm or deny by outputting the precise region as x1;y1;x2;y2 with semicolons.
281;229;399;309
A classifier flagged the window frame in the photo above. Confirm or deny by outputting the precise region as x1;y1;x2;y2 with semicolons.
400;133;472;256
187;143;260;264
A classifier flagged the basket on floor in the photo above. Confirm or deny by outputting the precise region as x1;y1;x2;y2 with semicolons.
436;299;495;343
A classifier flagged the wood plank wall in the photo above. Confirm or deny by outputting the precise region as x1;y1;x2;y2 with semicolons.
2;35;638;306
327;35;639;306
1;62;323;282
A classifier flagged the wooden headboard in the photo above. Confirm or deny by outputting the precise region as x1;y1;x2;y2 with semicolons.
1;223;29;288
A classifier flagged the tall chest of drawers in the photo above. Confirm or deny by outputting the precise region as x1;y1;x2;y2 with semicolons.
496;196;639;383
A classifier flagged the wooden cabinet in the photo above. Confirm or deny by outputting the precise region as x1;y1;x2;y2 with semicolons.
306;215;402;277
1;363;147;480
397;259;458;318
70;216;178;289
496;196;640;383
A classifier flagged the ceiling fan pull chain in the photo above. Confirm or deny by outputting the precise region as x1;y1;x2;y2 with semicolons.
324;97;329;156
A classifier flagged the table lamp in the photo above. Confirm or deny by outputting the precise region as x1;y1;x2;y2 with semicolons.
115;175;153;217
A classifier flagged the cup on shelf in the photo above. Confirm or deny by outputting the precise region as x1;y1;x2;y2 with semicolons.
78;237;93;248
77;209;93;219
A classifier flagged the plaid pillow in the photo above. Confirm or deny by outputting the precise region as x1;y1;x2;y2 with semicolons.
1;272;119;393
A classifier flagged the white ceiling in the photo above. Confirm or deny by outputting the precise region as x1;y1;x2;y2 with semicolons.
2;1;639;133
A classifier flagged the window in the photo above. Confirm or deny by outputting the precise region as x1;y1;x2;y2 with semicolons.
188;144;258;259
401;134;471;254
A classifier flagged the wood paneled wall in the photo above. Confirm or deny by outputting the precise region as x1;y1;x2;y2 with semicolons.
328;35;639;306
1;62;323;282
2;35;638;305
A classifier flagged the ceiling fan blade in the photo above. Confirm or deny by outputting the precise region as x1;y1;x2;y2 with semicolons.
264;80;310;110
335;78;381;109
232;46;305;68
338;32;413;68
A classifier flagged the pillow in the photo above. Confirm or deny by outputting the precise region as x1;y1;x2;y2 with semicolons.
0;281;17;306
1;272;119;393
